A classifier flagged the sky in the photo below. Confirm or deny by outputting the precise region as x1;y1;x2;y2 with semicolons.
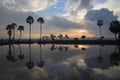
0;0;120;39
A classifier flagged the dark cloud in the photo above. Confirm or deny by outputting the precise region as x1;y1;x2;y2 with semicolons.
85;8;118;26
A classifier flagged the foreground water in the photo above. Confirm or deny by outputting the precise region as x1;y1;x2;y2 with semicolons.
0;43;120;80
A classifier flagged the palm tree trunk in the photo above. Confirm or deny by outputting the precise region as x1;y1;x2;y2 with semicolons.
12;29;15;41
115;34;119;41
99;26;102;38
40;23;42;41
29;24;31;43
18;30;22;43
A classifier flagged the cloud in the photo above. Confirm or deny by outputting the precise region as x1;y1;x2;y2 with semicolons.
47;15;81;29
84;8;118;25
0;0;57;12
65;0;93;14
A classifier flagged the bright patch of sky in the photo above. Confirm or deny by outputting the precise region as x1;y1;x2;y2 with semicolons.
37;0;67;16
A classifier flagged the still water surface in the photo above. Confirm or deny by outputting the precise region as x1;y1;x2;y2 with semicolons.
0;44;120;80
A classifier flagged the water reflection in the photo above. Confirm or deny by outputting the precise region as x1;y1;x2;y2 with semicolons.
6;44;17;62
50;44;69;52
26;44;34;69
109;46;120;66
1;44;120;80
17;44;24;60
37;44;45;67
97;45;104;63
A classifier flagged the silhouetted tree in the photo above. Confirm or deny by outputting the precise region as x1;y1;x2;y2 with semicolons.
11;23;17;41
6;24;12;43
81;35;86;39
17;25;24;43
109;20;120;41
50;45;57;51
37;17;44;41
26;16;34;43
50;34;56;40
64;34;69;39
58;34;63;39
97;20;103;39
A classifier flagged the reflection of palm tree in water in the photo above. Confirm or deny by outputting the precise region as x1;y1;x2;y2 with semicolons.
11;45;17;62
109;46;120;66
37;44;44;67
6;44;17;62
6;44;12;61
97;45;104;63
26;44;34;69
17;44;24;60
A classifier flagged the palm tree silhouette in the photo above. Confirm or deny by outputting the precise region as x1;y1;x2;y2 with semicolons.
97;20;103;39
11;23;17;41
17;25;24;43
109;20;120;41
37;44;44;67
26;16;34;43
6;24;12;43
17;44;24;60
37;17;44;42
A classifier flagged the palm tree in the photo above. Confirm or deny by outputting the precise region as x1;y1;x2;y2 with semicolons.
97;20;103;39
6;24;12;43
37;17;44;42
26;16;34;43
109;20;120;41
11;23;17;41
17;25;24;43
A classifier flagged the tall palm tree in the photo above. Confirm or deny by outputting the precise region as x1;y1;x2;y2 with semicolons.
37;17;44;41
6;24;12;43
17;25;24;43
26;16;34;43
11;23;17;41
97;20;103;38
109;20;120;41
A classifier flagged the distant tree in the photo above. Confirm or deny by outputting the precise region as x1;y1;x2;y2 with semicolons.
26;16;34;43
50;34;56;40
64;34;69;39
81;35;86;39
58;34;63;39
97;20;103;39
37;17;44;41
109;20;120;41
17;25;24;42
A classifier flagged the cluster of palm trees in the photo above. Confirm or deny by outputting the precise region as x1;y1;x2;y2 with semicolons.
6;23;24;43
26;16;44;43
6;16;44;43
